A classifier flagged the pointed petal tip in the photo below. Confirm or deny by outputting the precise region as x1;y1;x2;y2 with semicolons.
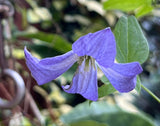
24;46;28;54
24;46;32;60
24;46;27;55
104;27;111;31
136;62;143;74
125;61;143;76
25;49;78;86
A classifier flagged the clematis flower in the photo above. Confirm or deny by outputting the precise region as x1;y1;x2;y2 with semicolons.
24;27;143;101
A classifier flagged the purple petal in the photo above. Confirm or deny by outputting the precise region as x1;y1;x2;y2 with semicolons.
24;47;78;85
72;28;116;68
99;62;143;92
62;57;98;101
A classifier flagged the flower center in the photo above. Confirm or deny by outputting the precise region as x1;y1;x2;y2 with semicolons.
78;55;96;71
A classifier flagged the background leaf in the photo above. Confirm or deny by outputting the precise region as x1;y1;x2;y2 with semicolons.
27;44;62;58
16;31;72;53
103;0;145;11
98;76;116;98
135;5;153;18
103;0;153;17
61;101;155;126
114;16;149;64
70;120;108;126
98;84;116;98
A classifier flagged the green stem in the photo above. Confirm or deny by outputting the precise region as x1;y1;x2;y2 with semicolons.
141;84;160;103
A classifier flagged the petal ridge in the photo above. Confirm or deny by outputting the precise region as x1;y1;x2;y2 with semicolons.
63;58;98;101
72;27;116;68
24;47;78;85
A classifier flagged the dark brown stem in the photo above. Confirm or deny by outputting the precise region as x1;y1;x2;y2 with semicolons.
33;86;57;122
23;76;31;114
0;16;7;71
25;89;45;125
0;82;12;100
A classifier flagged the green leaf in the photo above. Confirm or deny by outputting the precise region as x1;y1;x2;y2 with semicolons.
61;101;155;126
98;84;116;98
114;16;149;64
103;0;147;12
16;31;72;53
27;44;62;58
70;120;108;126
98;76;116;98
135;76;142;93
100;75;110;84
135;5;153;18
22;117;32;126
103;0;153;17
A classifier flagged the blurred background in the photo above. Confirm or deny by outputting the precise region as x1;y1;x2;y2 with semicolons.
0;0;160;126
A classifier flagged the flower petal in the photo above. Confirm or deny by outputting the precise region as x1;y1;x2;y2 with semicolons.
62;57;98;101
24;47;78;85
72;27;116;68
99;62;143;92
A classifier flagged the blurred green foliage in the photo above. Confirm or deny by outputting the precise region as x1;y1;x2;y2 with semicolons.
70;120;108;126
103;0;153;18
1;0;159;126
61;101;154;126
16;31;72;53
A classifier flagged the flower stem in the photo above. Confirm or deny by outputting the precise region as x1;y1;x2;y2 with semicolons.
141;84;160;103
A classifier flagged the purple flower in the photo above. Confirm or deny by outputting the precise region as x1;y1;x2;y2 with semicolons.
24;28;143;101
